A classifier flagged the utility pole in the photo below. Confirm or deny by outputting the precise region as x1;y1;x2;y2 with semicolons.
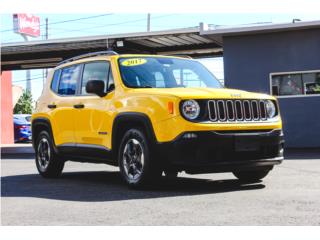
45;18;48;78
21;35;31;92
43;18;48;85
147;13;151;32
45;18;48;40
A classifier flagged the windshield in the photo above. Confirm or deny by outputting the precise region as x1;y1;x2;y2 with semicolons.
118;57;222;89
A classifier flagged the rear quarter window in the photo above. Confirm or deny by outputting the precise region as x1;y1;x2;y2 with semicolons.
51;69;61;93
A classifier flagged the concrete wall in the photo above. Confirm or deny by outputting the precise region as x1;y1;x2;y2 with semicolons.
223;28;320;148
1;71;14;144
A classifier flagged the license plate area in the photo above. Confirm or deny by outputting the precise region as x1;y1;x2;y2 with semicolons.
234;136;260;152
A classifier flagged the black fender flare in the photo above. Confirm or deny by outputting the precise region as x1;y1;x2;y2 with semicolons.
111;112;158;151
31;117;56;150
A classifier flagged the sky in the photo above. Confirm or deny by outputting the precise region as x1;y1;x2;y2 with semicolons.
1;13;320;101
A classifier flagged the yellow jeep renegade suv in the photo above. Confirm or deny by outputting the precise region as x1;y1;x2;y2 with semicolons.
32;51;284;187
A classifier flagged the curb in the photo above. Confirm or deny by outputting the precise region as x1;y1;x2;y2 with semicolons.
1;144;35;158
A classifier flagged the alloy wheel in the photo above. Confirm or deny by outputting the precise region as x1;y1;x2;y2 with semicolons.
122;138;145;181
37;138;51;171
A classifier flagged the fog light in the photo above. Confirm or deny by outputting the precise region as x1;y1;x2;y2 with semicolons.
279;144;284;155
183;133;198;139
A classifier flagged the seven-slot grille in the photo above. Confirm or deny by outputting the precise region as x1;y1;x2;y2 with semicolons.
208;99;268;122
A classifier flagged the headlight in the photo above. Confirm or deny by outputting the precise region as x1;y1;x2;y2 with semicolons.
266;100;276;118
181;100;200;120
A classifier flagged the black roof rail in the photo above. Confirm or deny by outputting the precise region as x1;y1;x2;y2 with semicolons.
58;51;118;65
165;54;193;59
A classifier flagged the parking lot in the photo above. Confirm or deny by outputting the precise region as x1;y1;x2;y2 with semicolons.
1;148;320;225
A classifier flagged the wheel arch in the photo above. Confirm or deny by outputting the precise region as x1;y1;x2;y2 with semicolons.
32;117;56;150
111;112;157;159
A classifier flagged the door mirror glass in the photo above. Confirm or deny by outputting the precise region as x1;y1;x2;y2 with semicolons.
86;80;107;97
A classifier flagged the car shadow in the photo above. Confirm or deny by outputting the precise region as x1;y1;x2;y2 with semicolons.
284;149;320;160
1;171;265;202
1;154;35;160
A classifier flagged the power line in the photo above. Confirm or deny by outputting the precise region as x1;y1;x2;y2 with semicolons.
48;24;182;34
1;14;113;33
12;76;45;83
43;14;176;37
13;73;44;80
1;23;185;42
2;14;176;42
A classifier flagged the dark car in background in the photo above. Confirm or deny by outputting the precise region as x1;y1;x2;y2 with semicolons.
14;114;32;143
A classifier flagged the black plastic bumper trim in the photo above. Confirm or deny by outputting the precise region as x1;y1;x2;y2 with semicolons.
155;129;284;172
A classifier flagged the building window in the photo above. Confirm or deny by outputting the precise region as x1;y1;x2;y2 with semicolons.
271;71;320;96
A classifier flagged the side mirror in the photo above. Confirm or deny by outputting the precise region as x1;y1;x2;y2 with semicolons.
86;80;106;97
108;83;115;92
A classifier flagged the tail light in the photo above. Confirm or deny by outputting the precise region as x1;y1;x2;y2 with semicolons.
15;125;28;130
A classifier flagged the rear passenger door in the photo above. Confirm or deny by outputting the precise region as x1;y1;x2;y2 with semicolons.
73;61;115;150
49;64;81;146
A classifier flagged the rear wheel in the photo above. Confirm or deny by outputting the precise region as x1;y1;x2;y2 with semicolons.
35;131;64;178
233;169;270;183
118;128;161;188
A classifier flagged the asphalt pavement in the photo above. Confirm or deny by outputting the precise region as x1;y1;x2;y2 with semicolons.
1;149;320;225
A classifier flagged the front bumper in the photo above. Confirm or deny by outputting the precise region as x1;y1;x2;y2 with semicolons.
156;129;284;174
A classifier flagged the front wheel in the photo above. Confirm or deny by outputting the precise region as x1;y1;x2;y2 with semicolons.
118;128;161;188
233;169;270;183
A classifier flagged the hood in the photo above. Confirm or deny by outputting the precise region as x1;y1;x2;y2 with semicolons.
130;87;273;100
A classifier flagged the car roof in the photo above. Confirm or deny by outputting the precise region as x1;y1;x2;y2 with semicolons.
14;114;31;124
55;54;193;69
14;114;31;118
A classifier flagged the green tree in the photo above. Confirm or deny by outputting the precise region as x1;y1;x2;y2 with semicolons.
13;90;33;114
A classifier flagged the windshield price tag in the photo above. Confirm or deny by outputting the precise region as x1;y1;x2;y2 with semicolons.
121;58;147;66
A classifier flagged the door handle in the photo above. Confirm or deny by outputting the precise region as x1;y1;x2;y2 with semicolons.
73;104;85;109
47;104;57;109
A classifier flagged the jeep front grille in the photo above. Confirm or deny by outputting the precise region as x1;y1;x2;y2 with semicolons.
208;99;268;122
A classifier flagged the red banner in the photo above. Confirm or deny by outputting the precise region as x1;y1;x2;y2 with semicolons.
13;14;40;37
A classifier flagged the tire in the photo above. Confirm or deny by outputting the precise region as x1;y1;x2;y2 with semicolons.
233;169;270;183
35;130;64;178
118;128;162;188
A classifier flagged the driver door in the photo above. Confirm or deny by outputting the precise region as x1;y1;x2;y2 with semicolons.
73;61;115;150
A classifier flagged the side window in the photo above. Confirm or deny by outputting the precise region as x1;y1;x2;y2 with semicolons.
50;69;61;93
81;62;110;95
152;71;165;88
173;69;182;85
107;67;115;92
58;65;81;95
172;68;205;87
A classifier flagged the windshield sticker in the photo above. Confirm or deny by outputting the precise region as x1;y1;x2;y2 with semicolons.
121;58;147;67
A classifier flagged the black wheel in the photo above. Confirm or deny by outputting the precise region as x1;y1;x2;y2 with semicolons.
35;130;64;178
233;169;270;183
118;128;161;188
